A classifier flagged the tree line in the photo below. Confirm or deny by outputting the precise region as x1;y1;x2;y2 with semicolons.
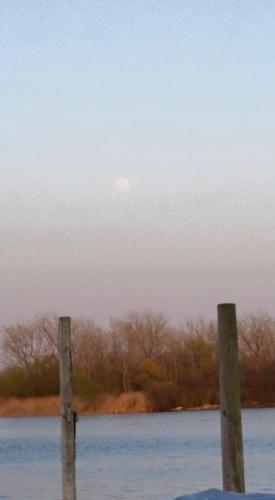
1;311;275;412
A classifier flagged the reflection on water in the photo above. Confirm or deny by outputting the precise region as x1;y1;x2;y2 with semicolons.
0;409;275;499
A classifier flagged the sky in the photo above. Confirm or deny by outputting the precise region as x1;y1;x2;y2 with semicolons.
1;1;275;326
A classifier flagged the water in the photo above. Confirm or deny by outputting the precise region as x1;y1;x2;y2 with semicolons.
0;409;274;499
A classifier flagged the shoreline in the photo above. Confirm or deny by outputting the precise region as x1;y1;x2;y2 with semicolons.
1;395;275;418
176;402;275;412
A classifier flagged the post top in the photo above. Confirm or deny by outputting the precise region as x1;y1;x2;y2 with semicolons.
217;303;236;308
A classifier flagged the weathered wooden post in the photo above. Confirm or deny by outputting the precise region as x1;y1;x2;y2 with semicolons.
218;303;245;493
58;316;77;500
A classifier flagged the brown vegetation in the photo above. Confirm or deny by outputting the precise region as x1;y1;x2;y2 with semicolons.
0;396;60;417
93;391;151;414
1;311;275;417
0;392;151;417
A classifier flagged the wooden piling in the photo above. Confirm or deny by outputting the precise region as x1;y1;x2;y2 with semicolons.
218;303;245;493
58;317;77;500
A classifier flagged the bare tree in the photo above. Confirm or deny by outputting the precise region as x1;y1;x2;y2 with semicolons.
1;317;54;371
239;314;275;368
110;318;135;392
121;311;168;360
72;319;107;379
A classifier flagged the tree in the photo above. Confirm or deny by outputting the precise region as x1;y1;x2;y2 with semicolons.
176;320;218;407
1;317;54;371
110;318;135;393
116;311;168;361
239;314;275;403
72;319;107;379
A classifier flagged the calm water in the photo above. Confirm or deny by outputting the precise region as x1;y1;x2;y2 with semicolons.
0;409;274;499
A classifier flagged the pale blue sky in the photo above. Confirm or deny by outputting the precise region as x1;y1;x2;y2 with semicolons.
1;1;275;325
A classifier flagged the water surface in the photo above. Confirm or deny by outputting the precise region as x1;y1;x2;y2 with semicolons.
0;409;274;499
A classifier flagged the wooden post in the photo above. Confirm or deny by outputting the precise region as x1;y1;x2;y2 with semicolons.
218;303;245;493
58;317;77;500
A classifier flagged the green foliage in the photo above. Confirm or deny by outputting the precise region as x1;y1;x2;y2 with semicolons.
184;336;216;370
73;369;103;404
0;366;31;398
32;355;59;396
141;358;165;381
0;355;59;398
147;381;181;412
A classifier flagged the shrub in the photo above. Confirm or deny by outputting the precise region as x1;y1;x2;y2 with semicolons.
0;367;31;398
147;380;180;412
73;369;103;404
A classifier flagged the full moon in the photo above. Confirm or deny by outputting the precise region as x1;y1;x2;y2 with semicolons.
114;177;131;192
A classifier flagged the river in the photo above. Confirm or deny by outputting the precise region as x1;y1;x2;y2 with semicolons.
0;409;274;499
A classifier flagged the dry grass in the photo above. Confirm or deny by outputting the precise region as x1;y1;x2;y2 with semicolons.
0;391;152;417
93;391;152;414
0;396;60;417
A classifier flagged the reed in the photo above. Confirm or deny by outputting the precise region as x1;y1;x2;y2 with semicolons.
0;392;152;417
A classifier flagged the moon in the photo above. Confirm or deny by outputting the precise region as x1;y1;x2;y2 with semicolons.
114;177;131;192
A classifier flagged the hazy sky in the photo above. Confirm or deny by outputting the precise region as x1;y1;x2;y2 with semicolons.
1;1;275;326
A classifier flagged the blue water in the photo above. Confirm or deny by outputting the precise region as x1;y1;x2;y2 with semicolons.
0;409;274;499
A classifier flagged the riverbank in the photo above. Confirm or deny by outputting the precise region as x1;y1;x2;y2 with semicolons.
0;392;151;417
1;394;274;417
